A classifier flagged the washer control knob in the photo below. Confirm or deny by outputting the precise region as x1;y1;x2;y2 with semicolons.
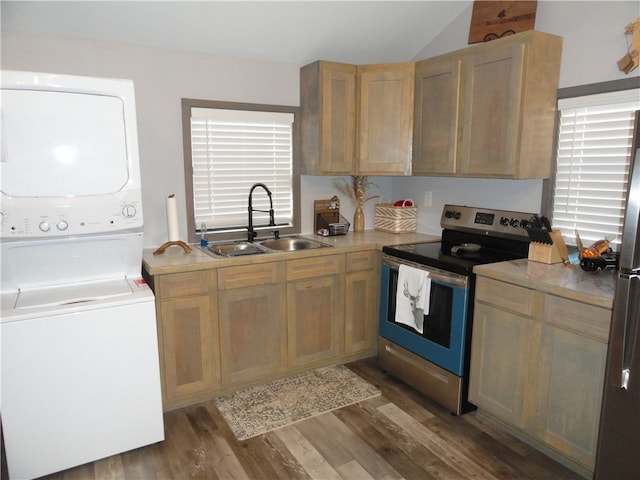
57;220;69;231
39;221;51;232
500;216;510;226
122;205;137;218
510;218;520;227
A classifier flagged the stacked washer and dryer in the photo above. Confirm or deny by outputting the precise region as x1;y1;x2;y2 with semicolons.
0;71;164;479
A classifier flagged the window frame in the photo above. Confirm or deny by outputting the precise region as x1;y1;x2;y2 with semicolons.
542;76;640;247
181;98;301;244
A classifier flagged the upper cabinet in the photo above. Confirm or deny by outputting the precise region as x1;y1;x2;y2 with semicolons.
357;63;415;175
413;31;563;178
300;61;414;176
300;61;357;175
301;31;561;178
413;54;461;175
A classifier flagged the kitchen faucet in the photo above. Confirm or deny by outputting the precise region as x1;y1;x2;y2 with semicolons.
247;183;276;242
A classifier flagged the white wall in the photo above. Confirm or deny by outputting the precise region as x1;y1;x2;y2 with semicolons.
2;1;638;244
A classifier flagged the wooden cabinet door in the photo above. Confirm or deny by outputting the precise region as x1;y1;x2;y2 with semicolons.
344;251;379;355
357;63;415;175
468;301;534;428
159;294;219;403
319;63;357;174
218;284;287;385
413;55;461;175
533;326;607;469
300;61;357;175
287;275;344;368
458;41;525;177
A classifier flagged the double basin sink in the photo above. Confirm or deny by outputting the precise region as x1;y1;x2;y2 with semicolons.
205;235;331;257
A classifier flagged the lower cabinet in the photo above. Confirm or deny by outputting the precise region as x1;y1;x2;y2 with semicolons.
468;302;535;428
469;276;611;474
149;249;380;411
345;251;379;355
533;324;607;468
286;255;345;368
154;270;219;409
217;262;287;386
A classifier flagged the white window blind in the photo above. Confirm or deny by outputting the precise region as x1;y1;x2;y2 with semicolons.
190;108;294;232
552;89;639;250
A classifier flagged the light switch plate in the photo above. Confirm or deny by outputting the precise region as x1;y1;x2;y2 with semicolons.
423;191;432;207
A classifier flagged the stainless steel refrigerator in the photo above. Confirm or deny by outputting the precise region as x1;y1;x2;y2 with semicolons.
594;114;640;480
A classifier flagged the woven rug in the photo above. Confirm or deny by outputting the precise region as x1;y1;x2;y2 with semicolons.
213;364;380;440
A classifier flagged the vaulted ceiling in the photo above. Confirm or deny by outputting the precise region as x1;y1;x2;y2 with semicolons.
1;1;471;65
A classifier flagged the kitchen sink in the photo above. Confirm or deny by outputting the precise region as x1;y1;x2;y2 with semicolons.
204;236;331;257
207;241;267;257
260;236;330;252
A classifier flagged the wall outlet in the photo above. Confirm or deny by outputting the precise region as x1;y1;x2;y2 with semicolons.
423;191;432;207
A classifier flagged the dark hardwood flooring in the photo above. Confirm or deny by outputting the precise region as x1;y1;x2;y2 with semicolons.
37;358;583;480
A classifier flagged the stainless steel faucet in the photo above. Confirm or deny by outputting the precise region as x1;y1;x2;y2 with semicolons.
247;183;276;242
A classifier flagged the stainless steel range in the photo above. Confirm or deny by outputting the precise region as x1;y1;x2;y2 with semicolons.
378;204;535;414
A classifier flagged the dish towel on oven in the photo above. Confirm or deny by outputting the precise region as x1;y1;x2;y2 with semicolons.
395;264;431;334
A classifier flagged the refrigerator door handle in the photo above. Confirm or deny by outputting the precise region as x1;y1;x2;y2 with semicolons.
609;273;639;389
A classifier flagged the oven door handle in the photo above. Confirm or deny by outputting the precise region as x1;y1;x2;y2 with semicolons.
382;254;469;289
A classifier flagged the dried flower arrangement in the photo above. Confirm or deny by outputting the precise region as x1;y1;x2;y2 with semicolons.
333;176;379;208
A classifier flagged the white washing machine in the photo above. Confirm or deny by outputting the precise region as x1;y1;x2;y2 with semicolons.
1;274;163;480
0;71;164;479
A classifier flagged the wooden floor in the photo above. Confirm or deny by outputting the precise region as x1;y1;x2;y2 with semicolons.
40;358;583;480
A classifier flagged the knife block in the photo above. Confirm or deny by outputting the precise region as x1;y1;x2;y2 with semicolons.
528;230;569;264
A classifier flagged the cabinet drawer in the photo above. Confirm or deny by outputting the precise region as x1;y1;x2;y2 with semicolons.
346;251;377;272
156;271;210;299
544;294;611;343
218;262;283;290
476;277;537;316
287;255;343;281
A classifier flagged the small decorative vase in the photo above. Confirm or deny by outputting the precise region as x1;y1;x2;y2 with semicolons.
353;205;365;233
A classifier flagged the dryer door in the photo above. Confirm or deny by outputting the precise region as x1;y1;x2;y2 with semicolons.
1;89;130;198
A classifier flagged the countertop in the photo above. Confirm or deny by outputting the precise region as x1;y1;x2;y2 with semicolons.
143;230;440;276
474;258;616;309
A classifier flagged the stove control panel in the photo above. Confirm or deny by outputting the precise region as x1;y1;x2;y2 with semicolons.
442;205;536;240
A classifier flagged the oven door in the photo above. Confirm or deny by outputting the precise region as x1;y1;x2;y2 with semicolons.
379;254;470;376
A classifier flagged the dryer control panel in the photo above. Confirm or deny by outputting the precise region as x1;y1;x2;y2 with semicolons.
1;193;143;238
0;71;144;240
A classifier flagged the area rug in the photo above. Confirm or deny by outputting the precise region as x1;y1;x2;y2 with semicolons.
213;364;380;440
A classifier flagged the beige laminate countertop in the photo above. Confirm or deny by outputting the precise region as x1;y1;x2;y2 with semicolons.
143;230;440;276
474;258;616;309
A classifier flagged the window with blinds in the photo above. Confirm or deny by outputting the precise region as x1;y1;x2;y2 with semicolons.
551;89;639;250
189;107;295;234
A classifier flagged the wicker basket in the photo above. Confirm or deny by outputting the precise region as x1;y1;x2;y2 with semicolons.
374;200;417;234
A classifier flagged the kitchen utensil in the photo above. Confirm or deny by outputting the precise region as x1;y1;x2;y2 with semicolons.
451;243;482;255
525;226;553;244
540;216;552;231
